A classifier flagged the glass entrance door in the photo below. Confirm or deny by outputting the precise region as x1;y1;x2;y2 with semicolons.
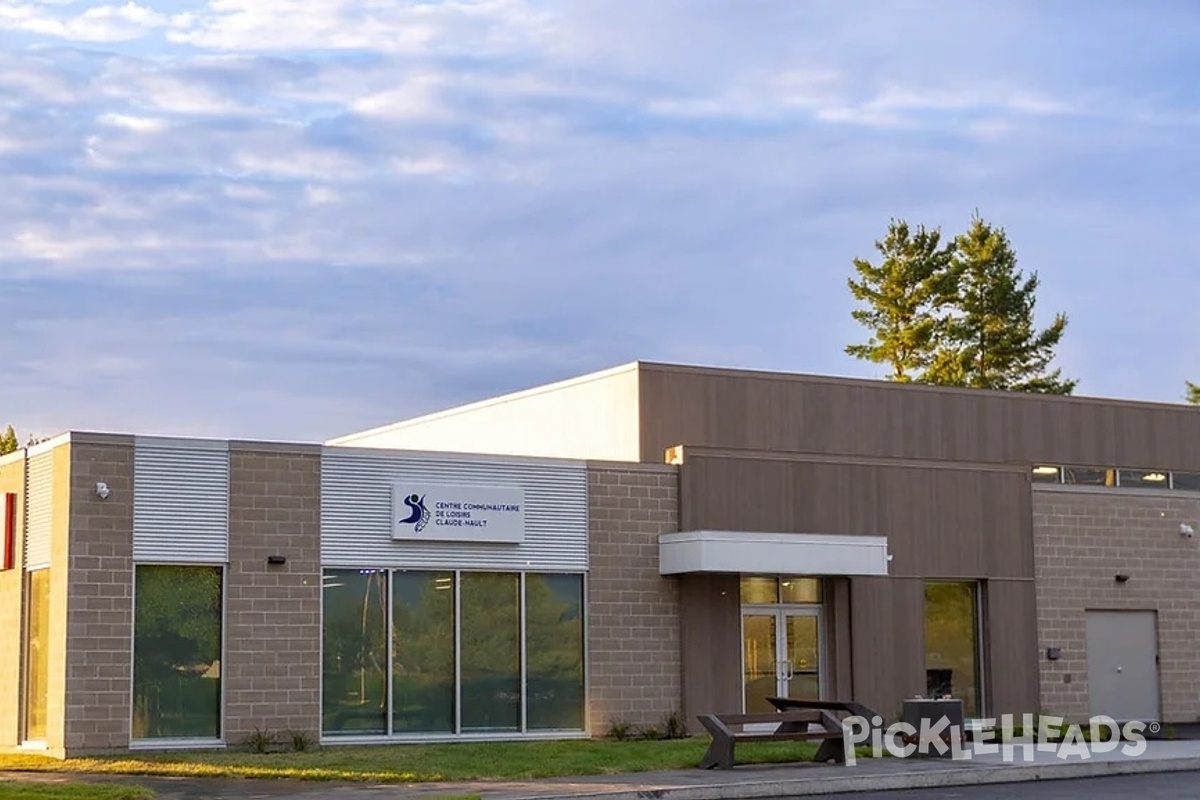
742;608;822;713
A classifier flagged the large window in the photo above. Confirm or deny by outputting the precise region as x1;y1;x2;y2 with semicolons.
322;569;585;738
461;572;521;731
923;581;981;718
525;574;584;730
392;571;455;733
132;565;223;740
24;569;50;742
322;569;388;736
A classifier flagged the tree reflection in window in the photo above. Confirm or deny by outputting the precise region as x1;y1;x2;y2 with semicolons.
132;566;222;739
322;569;388;735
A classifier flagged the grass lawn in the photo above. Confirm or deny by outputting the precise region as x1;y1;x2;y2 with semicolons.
0;738;846;783
0;784;153;800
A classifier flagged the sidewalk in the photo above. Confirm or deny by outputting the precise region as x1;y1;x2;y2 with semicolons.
6;741;1200;800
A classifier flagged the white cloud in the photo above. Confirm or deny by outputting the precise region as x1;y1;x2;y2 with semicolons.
0;1;174;42
98;112;168;132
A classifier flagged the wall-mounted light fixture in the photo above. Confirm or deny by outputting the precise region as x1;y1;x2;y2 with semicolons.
95;482;110;500
1046;647;1061;661
1181;523;1194;538
267;555;287;566
1115;573;1130;583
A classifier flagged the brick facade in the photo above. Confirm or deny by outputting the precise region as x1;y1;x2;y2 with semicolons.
1033;487;1200;723
64;437;135;754
0;454;26;749
224;443;322;743
585;463;680;736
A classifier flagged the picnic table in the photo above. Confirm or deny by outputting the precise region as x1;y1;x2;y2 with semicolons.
696;708;847;769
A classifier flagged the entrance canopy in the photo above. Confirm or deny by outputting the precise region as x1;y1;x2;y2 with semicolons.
659;531;889;576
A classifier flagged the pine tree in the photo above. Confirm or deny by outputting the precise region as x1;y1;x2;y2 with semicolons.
922;215;1076;394
0;426;17;455
845;219;958;382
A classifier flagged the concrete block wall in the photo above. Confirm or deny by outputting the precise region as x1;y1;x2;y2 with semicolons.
64;436;135;754
1033;487;1200;723
0;453;26;749
224;442;322;743
585;463;680;736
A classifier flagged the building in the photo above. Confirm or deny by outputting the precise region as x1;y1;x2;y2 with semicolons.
3;360;1200;756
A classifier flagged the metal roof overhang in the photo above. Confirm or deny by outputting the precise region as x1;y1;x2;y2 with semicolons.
658;530;890;576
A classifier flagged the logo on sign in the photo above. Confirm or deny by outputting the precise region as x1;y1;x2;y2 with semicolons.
392;483;526;543
399;493;431;533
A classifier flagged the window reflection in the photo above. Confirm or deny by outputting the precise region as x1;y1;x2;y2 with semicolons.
392;571;455;733
322;569;388;736
460;572;520;731
1118;470;1168;489
132;565;223;740
923;581;980;718
525;574;585;730
24;569;50;741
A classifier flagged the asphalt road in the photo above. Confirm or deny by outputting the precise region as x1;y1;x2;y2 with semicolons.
802;771;1200;799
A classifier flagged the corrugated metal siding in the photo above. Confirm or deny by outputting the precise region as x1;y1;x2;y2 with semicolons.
24;452;53;570
321;448;588;570
133;439;229;563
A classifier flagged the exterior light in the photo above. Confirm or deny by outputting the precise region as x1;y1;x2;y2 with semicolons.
1032;466;1059;476
1144;472;1166;482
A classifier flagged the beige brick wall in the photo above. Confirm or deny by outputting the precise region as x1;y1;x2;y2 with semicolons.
1034;487;1200;723
63;436;135;754
0;454;26;748
586;463;680;736
224;442;322;743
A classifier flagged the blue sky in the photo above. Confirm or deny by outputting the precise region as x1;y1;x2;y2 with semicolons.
3;0;1200;442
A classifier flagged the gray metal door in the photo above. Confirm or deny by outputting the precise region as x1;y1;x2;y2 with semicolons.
1086;610;1160;722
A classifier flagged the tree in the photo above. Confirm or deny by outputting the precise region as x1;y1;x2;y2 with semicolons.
847;213;1077;394
0;426;17;455
928;215;1076;394
845;219;958;382
1187;382;1200;405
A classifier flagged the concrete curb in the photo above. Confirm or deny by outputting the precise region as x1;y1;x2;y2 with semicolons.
500;757;1200;800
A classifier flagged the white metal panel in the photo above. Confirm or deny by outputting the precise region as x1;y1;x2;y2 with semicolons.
24;452;54;570
659;530;890;576
321;448;588;570
133;438;229;563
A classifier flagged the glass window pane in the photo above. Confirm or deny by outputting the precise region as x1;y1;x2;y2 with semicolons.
460;572;520;731
1118;470;1169;489
1031;466;1061;483
525;574;585;730
132;566;223;740
742;614;777;713
780;578;820;604
1062;467;1115;486
322;569;388;736
740;577;778;604
24;569;51;741
923;581;980;718
392;571;455;734
1173;472;1200;491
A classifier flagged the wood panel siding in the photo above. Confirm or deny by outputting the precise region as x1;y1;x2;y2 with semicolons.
849;577;926;719
984;579;1039;718
678;573;741;730
823;577;853;701
639;363;1200;470
680;453;1033;579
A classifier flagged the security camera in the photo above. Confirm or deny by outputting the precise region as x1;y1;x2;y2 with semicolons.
95;482;110;500
1180;523;1194;538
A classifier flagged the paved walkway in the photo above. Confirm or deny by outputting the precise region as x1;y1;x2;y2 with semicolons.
6;741;1200;799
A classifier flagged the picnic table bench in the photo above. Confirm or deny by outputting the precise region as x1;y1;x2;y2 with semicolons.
697;709;847;770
